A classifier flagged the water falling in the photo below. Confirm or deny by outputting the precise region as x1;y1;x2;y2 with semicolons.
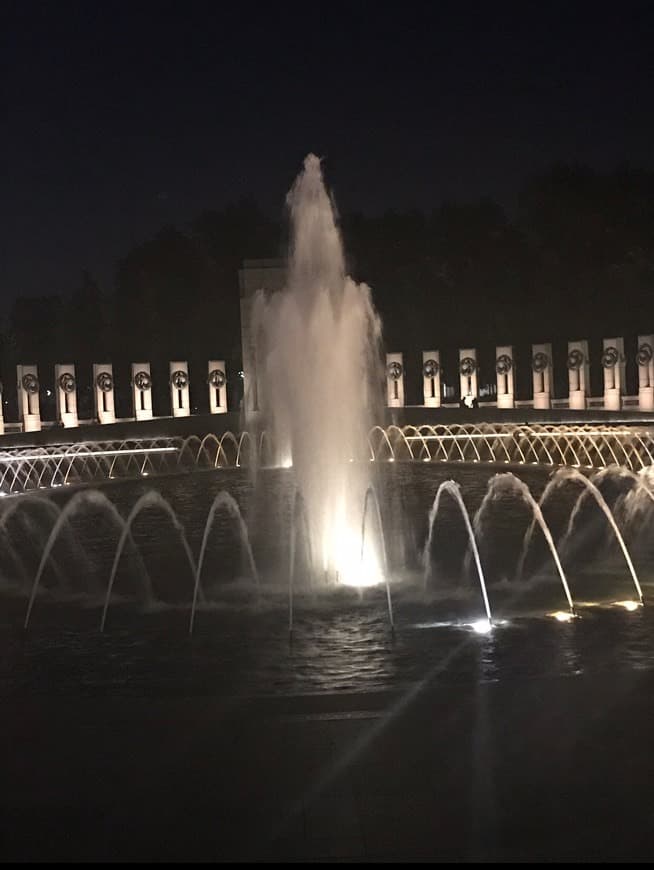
360;486;394;630
254;154;383;586
288;490;314;636
23;490;152;629
483;473;575;615
101;491;198;631
189;491;259;634
423;480;493;627
526;467;643;605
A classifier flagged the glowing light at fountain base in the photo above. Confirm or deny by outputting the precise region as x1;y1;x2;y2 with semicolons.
255;155;382;601
615;600;642;612
324;525;384;588
549;611;576;623
470;618;493;634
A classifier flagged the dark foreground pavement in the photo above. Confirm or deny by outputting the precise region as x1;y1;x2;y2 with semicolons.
2;670;654;862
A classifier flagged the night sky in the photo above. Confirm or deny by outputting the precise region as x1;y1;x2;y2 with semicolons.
4;2;654;307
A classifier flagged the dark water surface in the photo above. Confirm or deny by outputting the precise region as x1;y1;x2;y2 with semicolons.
4;464;654;861
2;463;654;699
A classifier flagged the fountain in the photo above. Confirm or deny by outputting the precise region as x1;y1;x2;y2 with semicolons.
423;480;493;627
519;466;643;605
190;490;259;634
474;473;575;616
3;154;654;648
6;160;654;867
252;154;384;588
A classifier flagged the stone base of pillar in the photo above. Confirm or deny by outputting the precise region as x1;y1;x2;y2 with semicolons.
604;389;622;411
639;387;654;411
497;393;514;409
23;414;41;433
533;393;551;410
569;390;586;411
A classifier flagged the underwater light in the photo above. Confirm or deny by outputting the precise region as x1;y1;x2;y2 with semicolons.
615;600;641;612
550;611;575;622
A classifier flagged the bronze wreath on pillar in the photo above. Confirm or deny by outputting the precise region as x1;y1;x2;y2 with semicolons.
21;373;39;395
134;370;152;391
96;372;113;392
637;343;653;366
171;370;189;390
58;372;76;394
422;359;440;379
208;369;226;388
566;349;584;371
495;355;512;375
387;361;403;380
459;357;476;377
532;352;549;374
601;346;619;369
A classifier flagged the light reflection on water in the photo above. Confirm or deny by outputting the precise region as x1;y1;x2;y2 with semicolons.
3;596;654;698
2;463;654;698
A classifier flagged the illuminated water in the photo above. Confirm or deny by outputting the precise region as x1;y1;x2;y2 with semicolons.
3;463;654;698
253;154;383;585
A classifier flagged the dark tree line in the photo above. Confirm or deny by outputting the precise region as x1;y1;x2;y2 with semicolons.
4;164;654;414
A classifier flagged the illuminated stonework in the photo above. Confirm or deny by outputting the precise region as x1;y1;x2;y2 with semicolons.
55;364;78;428
170;362;191;418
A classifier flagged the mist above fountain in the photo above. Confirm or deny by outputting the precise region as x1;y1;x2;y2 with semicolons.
253;154;383;586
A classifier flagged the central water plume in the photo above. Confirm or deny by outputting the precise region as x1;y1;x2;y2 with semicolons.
254;155;383;585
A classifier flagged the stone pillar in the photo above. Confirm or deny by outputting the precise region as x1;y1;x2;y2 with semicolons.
386;352;405;407
0;379;4;436
637;335;654;411
567;340;589;410
495;345;515;409
422;351;441;407
169;361;191;418
54;364;78;428
208;361;228;414
17;364;41;432
458;348;478;407
131;363;153;421
93;364;116;424
532;343;553;410
601;338;625;411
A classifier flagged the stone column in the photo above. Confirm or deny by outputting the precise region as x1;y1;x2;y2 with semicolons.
495;345;515;409
532;343;552;410
55;364;78;428
169;361;191;418
93;364;116;424
458;348;478;407
601;338;625;411
208;361;228;414
637;335;654;411
386;352;405;407
131;363;153;421
567;340;589;411
422;351;441;407
17;364;41;432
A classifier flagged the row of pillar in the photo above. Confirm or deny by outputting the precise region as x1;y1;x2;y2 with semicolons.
386;335;654;411
8;361;228;434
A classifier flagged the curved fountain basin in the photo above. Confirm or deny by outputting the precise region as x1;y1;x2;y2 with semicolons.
2;460;653;692
2;421;654;498
3;459;654;862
